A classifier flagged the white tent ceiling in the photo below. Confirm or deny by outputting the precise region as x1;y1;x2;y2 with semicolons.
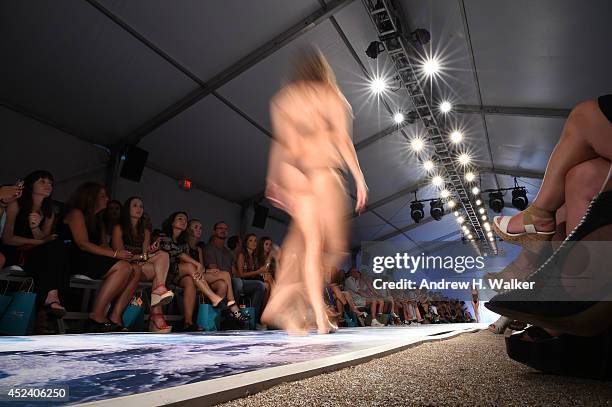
1;0;611;249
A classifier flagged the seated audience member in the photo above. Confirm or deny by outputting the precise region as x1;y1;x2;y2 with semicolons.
1;171;70;321
61;182;134;332
205;221;264;326
0;183;24;269
185;219;245;322
101;199;122;247
327;267;367;326
235;233;264;280
255;236;276;302
161;213;246;331
111;197;173;333
344;268;384;327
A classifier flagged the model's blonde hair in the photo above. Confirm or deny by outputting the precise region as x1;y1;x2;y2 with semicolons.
286;45;353;117
288;45;337;87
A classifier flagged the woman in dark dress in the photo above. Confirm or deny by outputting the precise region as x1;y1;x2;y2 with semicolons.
61;182;134;332
1;170;69;318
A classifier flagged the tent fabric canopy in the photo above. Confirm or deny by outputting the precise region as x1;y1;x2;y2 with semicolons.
1;0;610;249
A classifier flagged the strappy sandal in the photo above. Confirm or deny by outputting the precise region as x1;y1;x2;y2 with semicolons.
228;307;250;323
149;312;172;333
151;284;174;307
493;204;556;245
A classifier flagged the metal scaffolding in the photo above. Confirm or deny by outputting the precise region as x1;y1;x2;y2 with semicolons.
361;0;497;254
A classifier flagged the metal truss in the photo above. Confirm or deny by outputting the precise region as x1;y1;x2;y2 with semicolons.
361;0;495;254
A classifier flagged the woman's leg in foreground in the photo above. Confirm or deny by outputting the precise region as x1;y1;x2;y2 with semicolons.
505;100;612;234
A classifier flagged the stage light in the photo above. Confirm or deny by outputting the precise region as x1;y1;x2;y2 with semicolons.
447;200;456;208
450;131;463;144
465;172;476;182
366;41;384;59
484;222;491;231
410;28;431;45
423;160;435;172
440;189;450;198
512;187;528;210
458;153;471;166
393;112;405;124
410;137;425;152
439;101;452;113
453;211;459;217
478;207;485;214
423;57;440;76
475;199;482;206
487;231;493;237
471;186;480;195
410;201;425;223
461;225;469;232
489;236;495;242
481;215;487;221
489;191;504;213
432;176;443;187
430;200;444;221
370;77;387;94
457;216;465;224
467;234;473;240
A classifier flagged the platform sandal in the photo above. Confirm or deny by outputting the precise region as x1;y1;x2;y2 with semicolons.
150;284;174;307
493;204;556;245
149;310;172;333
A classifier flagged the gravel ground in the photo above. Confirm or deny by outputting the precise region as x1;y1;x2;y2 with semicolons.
215;330;612;407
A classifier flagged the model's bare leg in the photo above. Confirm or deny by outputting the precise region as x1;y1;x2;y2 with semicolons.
261;222;309;335
293;196;329;334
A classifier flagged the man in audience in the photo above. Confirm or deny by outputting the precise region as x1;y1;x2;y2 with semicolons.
204;222;265;329
344;268;384;327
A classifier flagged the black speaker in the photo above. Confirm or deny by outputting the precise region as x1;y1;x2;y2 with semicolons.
120;145;148;182
252;204;269;229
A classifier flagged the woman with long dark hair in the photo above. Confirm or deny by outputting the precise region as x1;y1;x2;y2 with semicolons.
161;212;247;330
61;182;134;332
234;233;261;280
110;197;173;333
262;46;368;334
1;170;69;319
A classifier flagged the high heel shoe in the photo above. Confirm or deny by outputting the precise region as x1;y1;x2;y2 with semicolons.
493;204;556;245
486;191;612;336
149;312;172;333
150;284;174;307
227;307;250;323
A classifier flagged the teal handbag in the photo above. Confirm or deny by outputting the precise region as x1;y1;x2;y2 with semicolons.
122;290;145;331
196;294;220;331
0;278;36;336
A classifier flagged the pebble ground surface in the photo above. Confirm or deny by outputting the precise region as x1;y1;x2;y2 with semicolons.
215;330;612;407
